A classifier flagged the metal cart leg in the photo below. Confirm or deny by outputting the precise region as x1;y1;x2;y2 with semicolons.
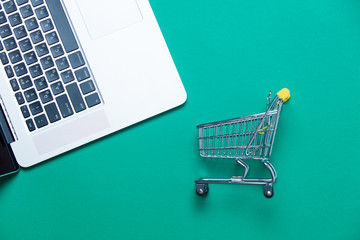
263;161;276;198
263;161;277;182
236;159;249;180
195;160;277;198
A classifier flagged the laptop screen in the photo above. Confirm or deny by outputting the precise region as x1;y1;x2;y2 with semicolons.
0;129;18;176
0;105;18;177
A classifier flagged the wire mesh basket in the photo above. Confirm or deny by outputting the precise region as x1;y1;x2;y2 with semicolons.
195;88;290;198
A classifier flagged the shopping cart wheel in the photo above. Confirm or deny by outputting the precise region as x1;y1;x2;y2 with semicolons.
263;184;274;198
196;183;209;196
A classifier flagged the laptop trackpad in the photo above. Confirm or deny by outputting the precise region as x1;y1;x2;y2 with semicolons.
75;0;143;40
33;110;110;155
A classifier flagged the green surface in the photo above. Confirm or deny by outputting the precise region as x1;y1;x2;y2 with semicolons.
2;0;360;239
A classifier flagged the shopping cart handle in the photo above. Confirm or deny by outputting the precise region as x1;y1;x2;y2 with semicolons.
277;88;290;102
245;88;290;156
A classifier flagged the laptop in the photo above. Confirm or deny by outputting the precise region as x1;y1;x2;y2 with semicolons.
0;0;187;175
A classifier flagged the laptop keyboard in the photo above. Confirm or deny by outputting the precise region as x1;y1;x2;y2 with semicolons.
0;0;102;132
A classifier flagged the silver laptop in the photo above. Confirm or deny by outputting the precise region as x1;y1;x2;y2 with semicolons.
0;0;186;170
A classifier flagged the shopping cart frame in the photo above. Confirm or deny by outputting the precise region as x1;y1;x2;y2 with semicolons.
195;89;290;198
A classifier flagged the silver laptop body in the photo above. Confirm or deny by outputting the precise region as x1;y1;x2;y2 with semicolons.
0;0;186;167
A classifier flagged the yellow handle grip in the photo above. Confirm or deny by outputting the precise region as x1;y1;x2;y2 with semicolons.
277;88;290;102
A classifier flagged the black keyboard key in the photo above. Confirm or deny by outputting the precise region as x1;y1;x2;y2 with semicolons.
29;63;42;77
45;0;78;53
16;0;28;5
45;31;58;45
19;38;32;52
30;30;43;44
8;12;22;27
34;114;47;128
15;91;24;104
30;0;42;7
55;56;69;71
9;78;19;91
8;49;22;64
19;4;33;18
25;17;38;31
3;37;17;51
60;69;74;84
50;44;63;58
13;62;27;76
0;24;12;38
4;65;14;78
35;42;48;56
50;81;63;95
0;12;7;25
74;67;90;82
35;5;48;19
0;52;9;64
85;92;101;108
29;100;42;115
68;51;85;69
44;102;60;123
0;41;3;51
40;55;53;69
45;68;59;82
3;0;17;14
20;105;30;118
56;94;73;117
19;75;32;89
24;87;37;102
40;18;53;32
39;89;52;103
24;50;37;65
66;83;86;113
34;76;47;90
80;80;95;95
25;118;35;131
14;25;27;39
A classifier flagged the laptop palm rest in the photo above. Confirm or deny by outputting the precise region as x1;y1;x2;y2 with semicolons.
33;110;110;155
75;0;143;40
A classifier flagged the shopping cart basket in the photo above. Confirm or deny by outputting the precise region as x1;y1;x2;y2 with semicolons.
195;88;290;198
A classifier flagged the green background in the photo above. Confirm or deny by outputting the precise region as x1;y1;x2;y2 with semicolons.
1;0;360;239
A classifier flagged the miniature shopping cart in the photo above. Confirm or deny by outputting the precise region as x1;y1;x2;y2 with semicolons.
195;88;290;198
